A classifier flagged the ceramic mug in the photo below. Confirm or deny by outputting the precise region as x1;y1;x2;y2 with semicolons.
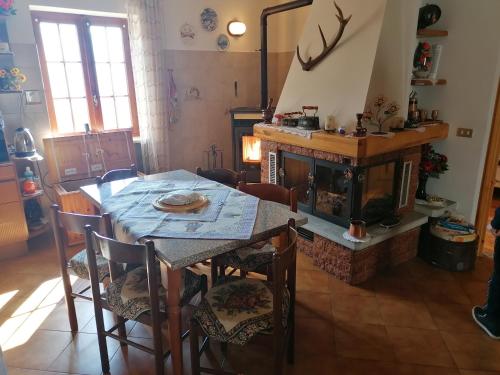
349;219;366;239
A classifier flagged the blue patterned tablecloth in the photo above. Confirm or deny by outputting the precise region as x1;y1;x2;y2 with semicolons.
101;179;259;242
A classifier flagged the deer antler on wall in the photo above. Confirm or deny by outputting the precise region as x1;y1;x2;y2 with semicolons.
296;1;352;71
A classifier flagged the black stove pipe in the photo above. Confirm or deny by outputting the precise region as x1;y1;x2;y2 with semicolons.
260;0;313;109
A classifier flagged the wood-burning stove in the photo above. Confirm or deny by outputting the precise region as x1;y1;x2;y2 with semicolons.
231;108;263;182
280;151;400;227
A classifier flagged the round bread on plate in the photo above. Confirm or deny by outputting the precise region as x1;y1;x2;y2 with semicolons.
159;190;202;206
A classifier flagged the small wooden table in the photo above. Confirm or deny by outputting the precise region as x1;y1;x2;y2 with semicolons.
80;169;306;375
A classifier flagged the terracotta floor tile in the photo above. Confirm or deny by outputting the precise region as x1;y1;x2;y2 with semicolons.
286;353;337;375
417;279;471;305
460;281;489;306
386;326;455;368
442;331;500;372
405;258;456;282
295;291;333;320
460;371;500;375
325;357;460;375
329;276;375;297
294;317;335;355
37;301;95;332
3;330;73;370
332;295;383;325
296;269;333;293
427;302;479;333
296;251;316;271
372;275;425;302
48;332;121;375
378;296;437;329
333;322;396;361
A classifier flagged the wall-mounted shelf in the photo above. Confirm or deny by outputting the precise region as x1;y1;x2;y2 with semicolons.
0;90;21;94
411;78;447;86
417;29;448;38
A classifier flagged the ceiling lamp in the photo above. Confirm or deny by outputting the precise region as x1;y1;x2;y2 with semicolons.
228;21;246;37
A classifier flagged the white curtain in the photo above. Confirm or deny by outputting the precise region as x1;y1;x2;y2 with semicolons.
127;0;170;173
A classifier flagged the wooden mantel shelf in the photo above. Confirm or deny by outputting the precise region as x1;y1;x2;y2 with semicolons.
254;123;449;159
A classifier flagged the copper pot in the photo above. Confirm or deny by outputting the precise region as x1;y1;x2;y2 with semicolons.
349;220;366;239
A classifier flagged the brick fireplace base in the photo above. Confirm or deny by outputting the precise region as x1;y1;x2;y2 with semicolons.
298;228;420;285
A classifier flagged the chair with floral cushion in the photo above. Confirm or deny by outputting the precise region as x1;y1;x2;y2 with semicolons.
211;182;297;284
96;164;138;185
84;225;208;375
195;167;246;189
189;219;297;375
50;204;115;333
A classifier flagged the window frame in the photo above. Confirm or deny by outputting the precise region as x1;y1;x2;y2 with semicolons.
31;11;140;136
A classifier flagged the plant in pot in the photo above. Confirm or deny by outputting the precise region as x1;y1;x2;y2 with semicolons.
0;0;16;16
0;67;26;91
417;144;448;200
364;95;400;135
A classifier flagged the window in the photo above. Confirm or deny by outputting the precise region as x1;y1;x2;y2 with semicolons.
32;12;139;135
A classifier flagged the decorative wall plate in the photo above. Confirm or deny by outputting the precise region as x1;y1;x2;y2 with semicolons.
201;8;218;32
180;23;195;40
217;34;230;51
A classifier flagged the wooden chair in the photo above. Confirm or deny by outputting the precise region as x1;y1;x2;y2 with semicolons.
190;219;298;375
212;182;297;283
96;164;138;184
50;204;115;333
84;226;208;375
195;167;246;189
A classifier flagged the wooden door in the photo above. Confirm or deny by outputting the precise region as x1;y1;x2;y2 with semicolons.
476;80;500;253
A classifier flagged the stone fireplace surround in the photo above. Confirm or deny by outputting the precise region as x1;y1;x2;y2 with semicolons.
259;137;426;285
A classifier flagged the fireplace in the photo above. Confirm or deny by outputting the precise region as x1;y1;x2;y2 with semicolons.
280;151;399;227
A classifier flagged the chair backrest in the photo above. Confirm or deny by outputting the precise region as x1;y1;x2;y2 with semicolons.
271;219;297;338
84;226;160;325
238;181;298;213
96;164;138;185
50;203;113;279
196;167;245;188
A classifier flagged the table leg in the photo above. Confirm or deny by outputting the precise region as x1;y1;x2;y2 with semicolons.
160;263;183;375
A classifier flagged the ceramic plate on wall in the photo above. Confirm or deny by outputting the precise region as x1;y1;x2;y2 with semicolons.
201;8;218;32
217;34;229;51
180;23;196;40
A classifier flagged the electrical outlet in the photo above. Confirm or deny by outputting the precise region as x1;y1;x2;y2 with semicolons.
456;128;473;138
24;90;42;105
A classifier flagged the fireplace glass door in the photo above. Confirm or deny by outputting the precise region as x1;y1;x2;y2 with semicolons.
314;160;352;226
281;152;313;213
360;161;397;223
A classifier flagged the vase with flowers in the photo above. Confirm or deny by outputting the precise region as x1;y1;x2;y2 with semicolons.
417;144;448;200
413;41;433;79
0;67;27;91
0;0;16;16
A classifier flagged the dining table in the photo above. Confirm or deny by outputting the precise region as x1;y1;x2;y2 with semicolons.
80;169;307;375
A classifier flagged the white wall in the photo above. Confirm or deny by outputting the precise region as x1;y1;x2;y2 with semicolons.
8;0;125;44
365;0;421;122
164;0;309;53
415;0;500;222
276;0;387;130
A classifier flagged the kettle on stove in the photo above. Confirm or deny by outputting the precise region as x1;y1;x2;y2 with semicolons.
14;127;36;157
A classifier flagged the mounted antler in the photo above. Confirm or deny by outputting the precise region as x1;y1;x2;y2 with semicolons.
296;1;352;71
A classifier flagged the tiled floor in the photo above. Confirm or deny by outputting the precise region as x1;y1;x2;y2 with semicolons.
1;234;499;375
